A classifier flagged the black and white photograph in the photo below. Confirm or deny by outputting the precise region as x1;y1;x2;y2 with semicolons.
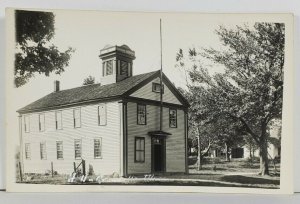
5;9;294;193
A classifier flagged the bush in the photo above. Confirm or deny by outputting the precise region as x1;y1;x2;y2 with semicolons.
88;164;95;176
188;156;198;165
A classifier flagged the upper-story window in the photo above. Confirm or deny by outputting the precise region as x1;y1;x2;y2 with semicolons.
152;82;164;93
24;115;30;133
137;104;146;125
169;109;177;128
73;108;81;128
98;104;107;126
55;111;62;130
38;114;45;132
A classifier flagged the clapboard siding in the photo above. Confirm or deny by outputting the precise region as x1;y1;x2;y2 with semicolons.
130;77;182;105
127;102;185;174
21;102;122;176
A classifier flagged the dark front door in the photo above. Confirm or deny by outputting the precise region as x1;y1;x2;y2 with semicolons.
152;138;165;172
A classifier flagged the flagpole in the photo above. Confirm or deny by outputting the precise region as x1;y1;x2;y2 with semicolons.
160;19;163;131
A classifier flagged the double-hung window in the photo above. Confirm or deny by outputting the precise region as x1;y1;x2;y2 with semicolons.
94;138;102;159
56;141;63;159
73;108;81;128
55;111;62;130
169;109;177;128
98;104;107;126
137;104;146;125
74;139;82;159
25;143;31;160
39;114;45;132
24;115;30;133
40;142;47;160
134;137;145;163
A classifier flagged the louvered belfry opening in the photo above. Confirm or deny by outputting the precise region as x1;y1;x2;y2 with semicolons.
99;44;136;85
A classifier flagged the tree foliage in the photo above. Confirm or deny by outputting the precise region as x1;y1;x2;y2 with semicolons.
83;75;96;85
15;10;74;87
177;23;284;175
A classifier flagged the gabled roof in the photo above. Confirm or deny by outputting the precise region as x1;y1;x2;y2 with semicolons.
17;70;189;114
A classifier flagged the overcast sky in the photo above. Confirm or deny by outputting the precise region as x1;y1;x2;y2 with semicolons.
10;11;278;136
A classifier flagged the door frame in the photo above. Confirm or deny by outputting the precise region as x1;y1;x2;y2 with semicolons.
151;137;166;173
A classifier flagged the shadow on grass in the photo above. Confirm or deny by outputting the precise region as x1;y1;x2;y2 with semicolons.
220;175;280;185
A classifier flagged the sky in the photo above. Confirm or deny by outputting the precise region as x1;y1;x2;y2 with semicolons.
9;11;270;146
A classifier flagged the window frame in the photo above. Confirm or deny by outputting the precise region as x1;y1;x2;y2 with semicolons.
25;143;31;160
94;138;102;159
73;108;81;128
24;115;30;133
55;111;63;130
134;137;145;163
74;139;82;160
152;82;164;94
169;108;177;128
137;104;147;125
40;142;47;160
38;113;45;132
56;141;63;160
106;60;113;76
98;104;107;126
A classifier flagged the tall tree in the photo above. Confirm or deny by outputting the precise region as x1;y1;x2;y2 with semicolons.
177;23;284;175
15;10;74;87
83;75;95;85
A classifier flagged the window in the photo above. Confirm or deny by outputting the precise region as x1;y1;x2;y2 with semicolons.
40;142;47;160
94;138;102;159
152;82;164;93
24;115;30;133
74;139;82;159
120;60;128;76
135;137;145;162
73;108;81;128
137;104;146;125
38;114;45;132
106;60;113;75
169;109;177;128
56;141;63;159
55;111;62;130
98;104;107;126
25;143;30;160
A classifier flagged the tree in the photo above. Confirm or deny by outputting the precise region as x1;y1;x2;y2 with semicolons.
83;75;96;85
176;23;284;175
15;10;74;87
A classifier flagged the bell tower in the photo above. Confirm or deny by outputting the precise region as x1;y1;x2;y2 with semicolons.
99;44;136;85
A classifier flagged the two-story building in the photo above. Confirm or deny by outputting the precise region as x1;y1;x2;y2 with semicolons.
17;45;189;177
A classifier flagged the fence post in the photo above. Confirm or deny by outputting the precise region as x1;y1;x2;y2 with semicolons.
18;161;23;182
73;162;76;173
82;159;86;176
51;162;54;177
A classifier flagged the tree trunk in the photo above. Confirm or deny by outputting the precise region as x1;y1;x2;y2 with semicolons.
197;136;202;170
259;132;269;176
225;143;230;162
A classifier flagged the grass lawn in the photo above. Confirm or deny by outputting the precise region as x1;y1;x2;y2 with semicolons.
17;158;280;189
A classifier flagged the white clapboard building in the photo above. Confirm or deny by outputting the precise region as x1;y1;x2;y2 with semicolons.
17;45;189;177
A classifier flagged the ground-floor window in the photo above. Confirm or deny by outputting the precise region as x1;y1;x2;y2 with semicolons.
74;139;82;159
25;143;31;160
94;138;102;159
56;141;63;159
135;137;145;163
40;142;47;160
